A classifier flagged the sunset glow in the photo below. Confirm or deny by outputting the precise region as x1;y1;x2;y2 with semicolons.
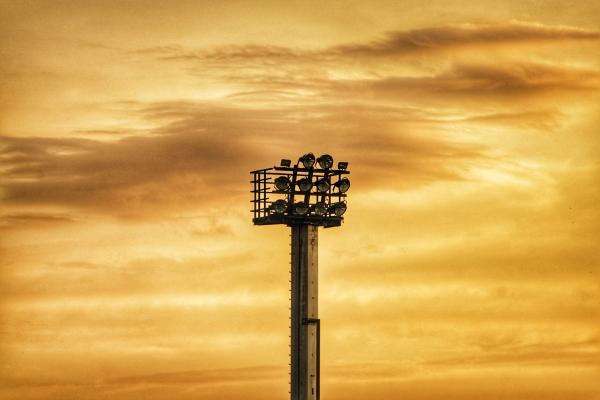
1;1;599;399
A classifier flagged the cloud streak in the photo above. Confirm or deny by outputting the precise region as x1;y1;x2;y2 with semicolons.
334;21;600;56
141;21;600;63
0;103;486;217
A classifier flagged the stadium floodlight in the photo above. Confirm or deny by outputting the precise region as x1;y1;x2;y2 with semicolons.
293;202;309;215
250;152;351;400
315;178;330;193
271;199;288;214
251;152;350;226
334;177;351;193
297;178;312;192
274;176;291;191
317;154;334;169
312;202;327;216
299;153;316;169
329;201;347;216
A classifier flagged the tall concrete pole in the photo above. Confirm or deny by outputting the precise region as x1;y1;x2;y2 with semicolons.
290;224;319;400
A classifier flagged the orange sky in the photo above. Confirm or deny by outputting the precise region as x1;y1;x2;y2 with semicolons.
1;1;599;399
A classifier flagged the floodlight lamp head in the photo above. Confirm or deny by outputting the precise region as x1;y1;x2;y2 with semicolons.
317;154;334;169
315;178;330;193
312;202;327;216
330;201;347;217
334;178;351;193
280;159;291;167
337;161;348;170
293;202;309;215
299;153;316;169
274;176;291;191
297;178;312;192
271;199;288;214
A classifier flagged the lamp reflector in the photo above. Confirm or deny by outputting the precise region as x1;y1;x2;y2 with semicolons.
274;176;290;191
315;178;330;193
297;178;312;192
334;178;351;193
317;154;334;169
313;202;327;216
299;153;316;169
271;199;288;214
293;202;309;215
330;202;347;216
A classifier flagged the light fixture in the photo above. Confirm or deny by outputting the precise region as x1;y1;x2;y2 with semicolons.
315;178;330;193
329;202;347;216
251;153;350;227
334;178;351;193
299;153;316;169
312;202;327;216
317;154;333;169
271;199;288;214
297;178;312;192
293;202;309;215
274;176;290;191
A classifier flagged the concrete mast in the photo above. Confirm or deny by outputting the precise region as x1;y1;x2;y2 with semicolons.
290;224;319;400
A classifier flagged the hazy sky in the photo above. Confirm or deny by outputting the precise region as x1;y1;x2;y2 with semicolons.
1;1;599;399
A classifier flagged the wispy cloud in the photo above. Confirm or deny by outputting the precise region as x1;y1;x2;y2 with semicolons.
333;62;600;96
107;365;281;385
333;21;600;56
0;212;74;230
140;21;600;62
430;335;600;367
0;102;486;217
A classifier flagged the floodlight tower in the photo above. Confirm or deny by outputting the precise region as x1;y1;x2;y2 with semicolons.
251;153;350;400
